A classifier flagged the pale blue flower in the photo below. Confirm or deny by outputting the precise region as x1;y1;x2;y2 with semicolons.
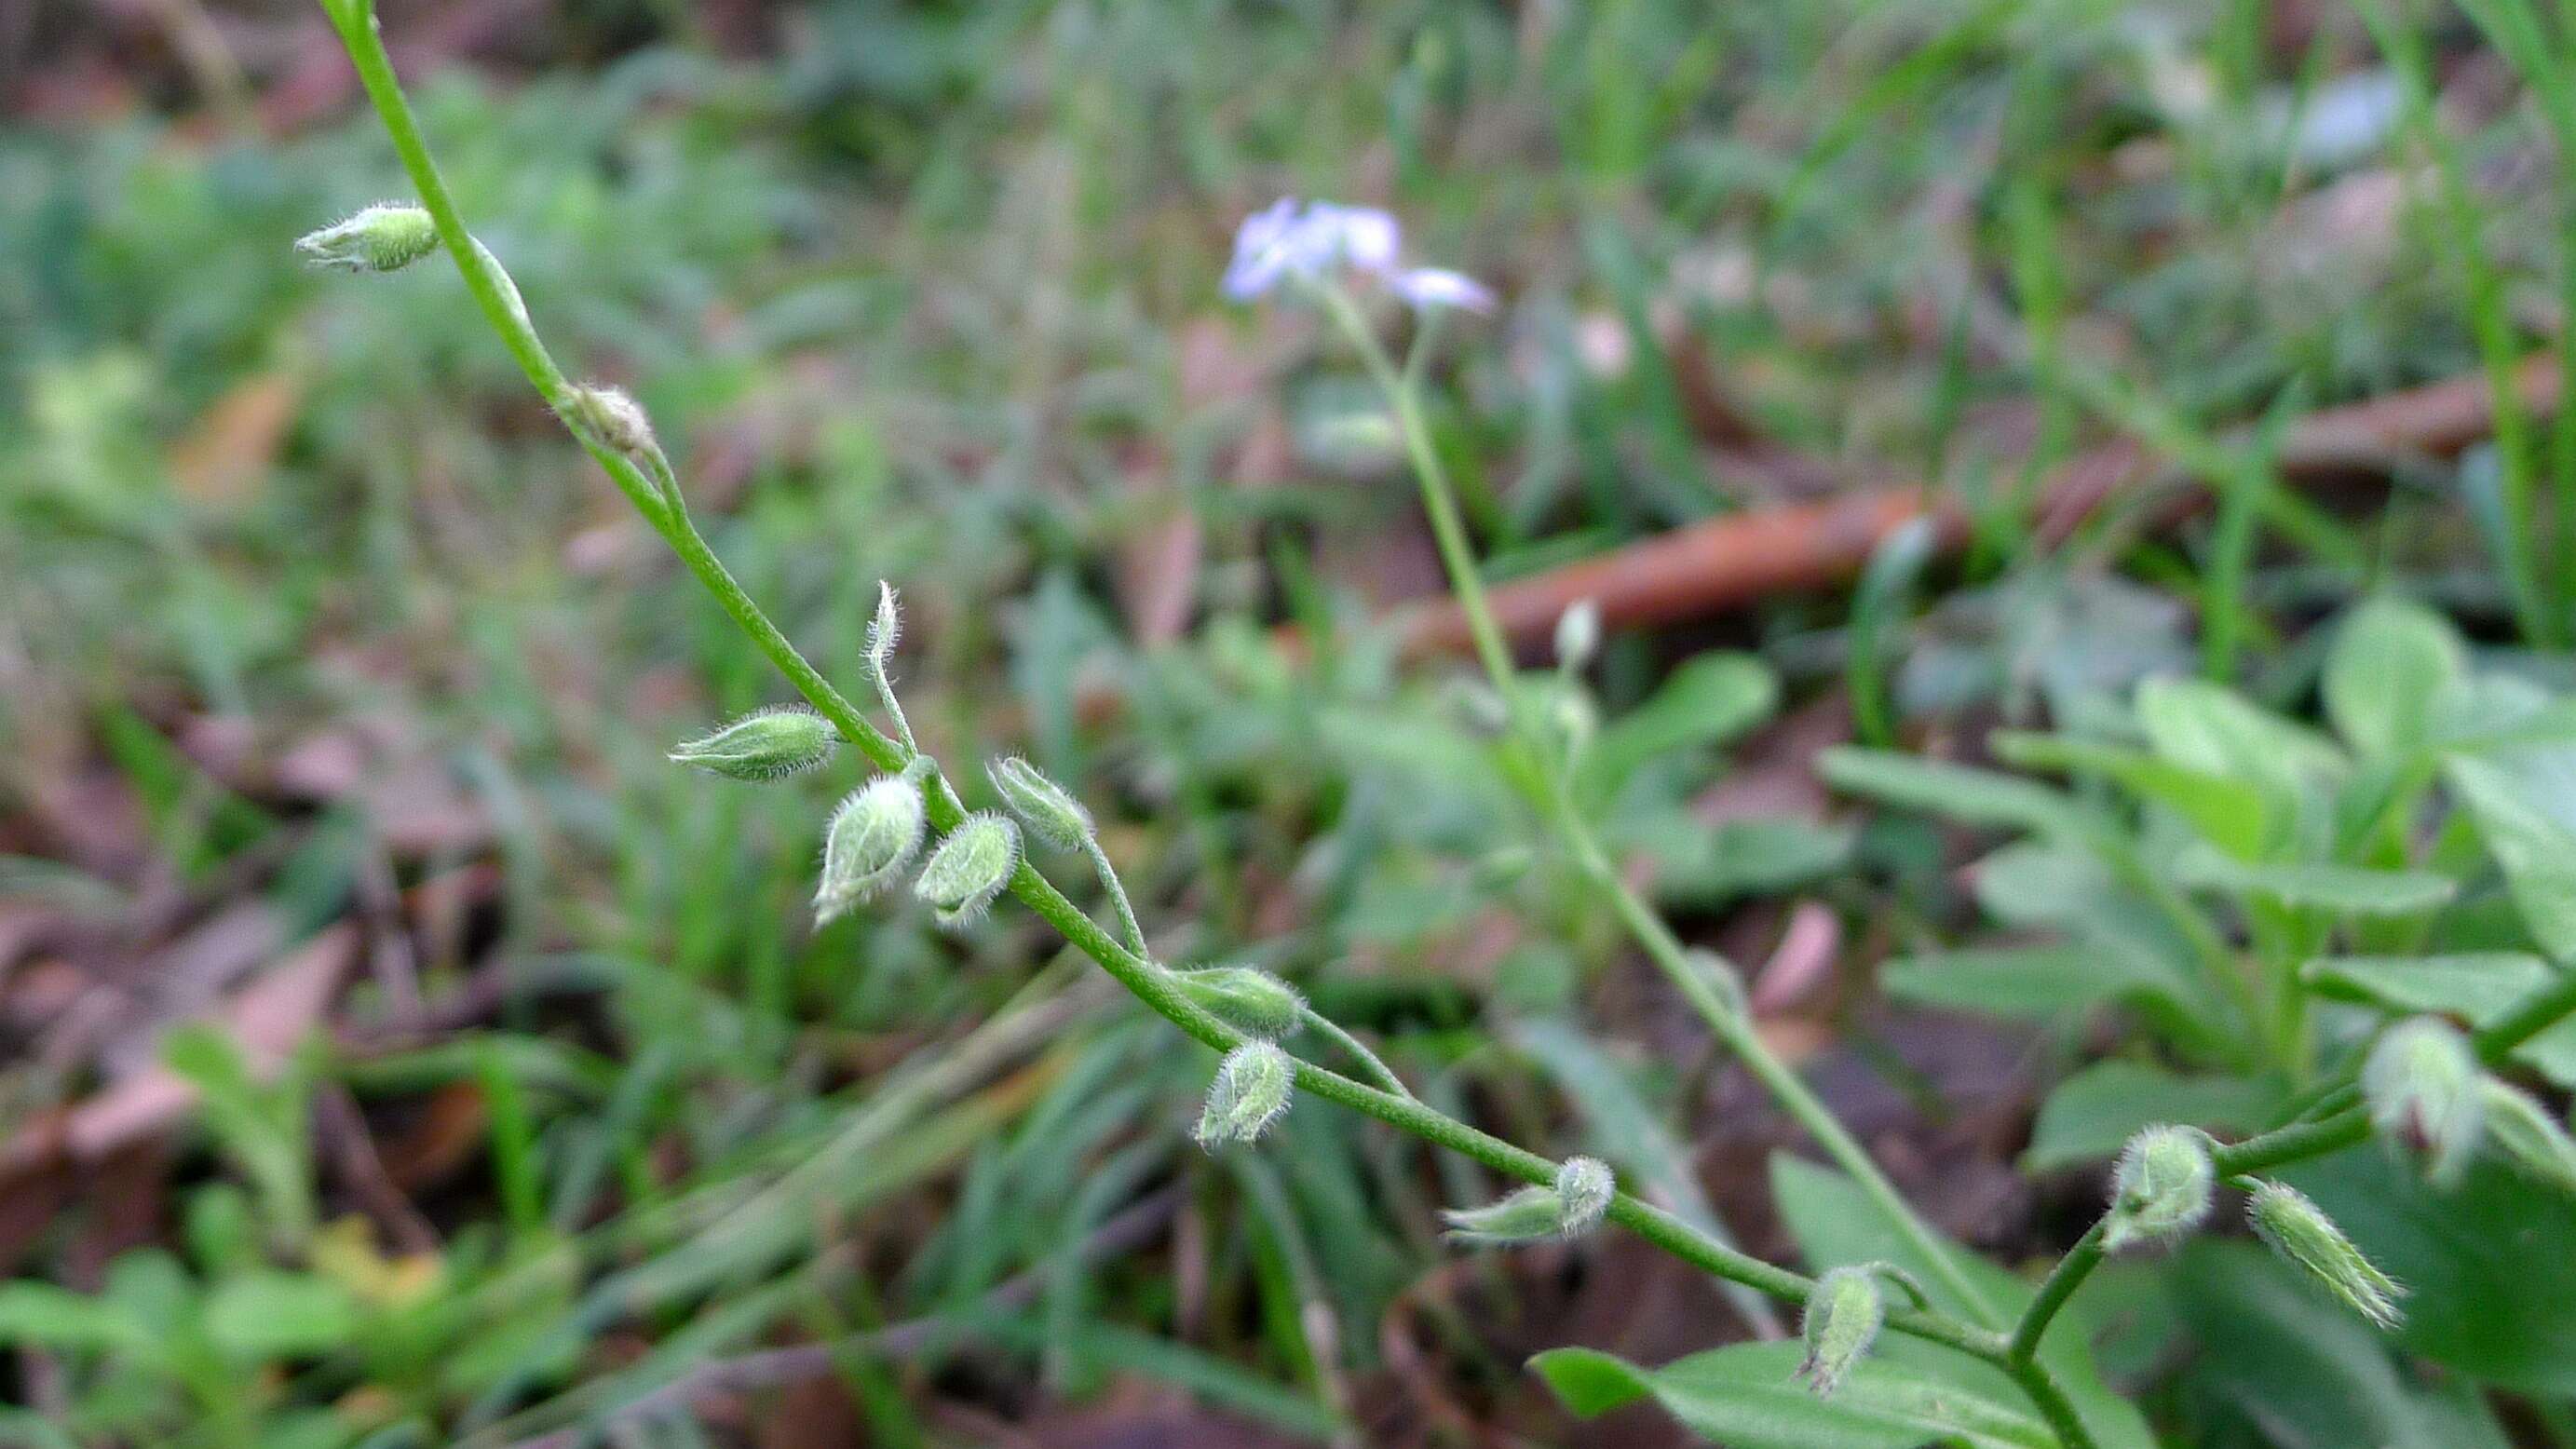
1223;198;1403;300
1390;266;1497;315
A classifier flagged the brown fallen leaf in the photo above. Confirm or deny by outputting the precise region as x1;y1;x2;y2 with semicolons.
0;924;355;1187
1749;900;1841;1016
169;372;299;507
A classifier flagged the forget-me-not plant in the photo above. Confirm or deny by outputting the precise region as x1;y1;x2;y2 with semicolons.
291;4;2576;1435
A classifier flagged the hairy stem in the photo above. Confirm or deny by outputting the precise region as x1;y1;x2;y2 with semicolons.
2008;1218;2107;1363
1298;1006;1415;1101
1081;835;1149;962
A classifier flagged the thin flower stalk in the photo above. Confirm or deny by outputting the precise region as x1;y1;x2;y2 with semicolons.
1302;273;2006;1329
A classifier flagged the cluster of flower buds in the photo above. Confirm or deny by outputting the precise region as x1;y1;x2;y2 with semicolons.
2095;1123;2407;1330
2357;1013;2576;1198
1441;1156;1615;1245
1222;198;1497;315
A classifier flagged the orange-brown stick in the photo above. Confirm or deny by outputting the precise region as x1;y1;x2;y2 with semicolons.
1373;356;2557;659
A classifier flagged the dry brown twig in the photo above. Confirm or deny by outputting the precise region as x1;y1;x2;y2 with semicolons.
1363;356;2555;659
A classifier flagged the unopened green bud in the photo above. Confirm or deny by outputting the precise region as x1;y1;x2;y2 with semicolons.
1174;967;1305;1040
2102;1125;2215;1251
2246;1180;2405;1329
913;812;1020;927
2365;1017;2484;1186
1797;1266;1885;1399
1546;683;1597;763
669;707;836;781
2478;1077;2576;1193
987;756;1094;849
1443;1156;1616;1245
816;776;926;923
1194;1040;1294;1146
1554;598;1601;672
1440;1185;1563;1244
569;385;670;480
866;582;902;675
296;203;441;273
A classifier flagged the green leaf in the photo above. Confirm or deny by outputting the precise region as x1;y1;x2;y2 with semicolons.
1817;748;2091;839
2323;598;2468;760
1531;1345;1655;1415
1967;843;2229;1049
2289;1150;2576;1395
2301;953;2576;1087
1881;945;2176;1020
1532;1341;2053;1449
2169;843;2455;915
202;1271;361;1361
0;1283;154;1354
1993;731;2271;859
2171;1240;2512;1447
1973;841;2116;923
2022;1063;2284;1172
2446;754;2576;962
1579;653;1778;802
2135;677;2347;799
1651;817;1857;903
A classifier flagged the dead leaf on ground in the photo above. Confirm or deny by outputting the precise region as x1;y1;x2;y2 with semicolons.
169;371;300;507
0;923;355;1188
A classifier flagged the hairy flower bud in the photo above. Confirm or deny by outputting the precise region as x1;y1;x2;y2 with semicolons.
1174;967;1305;1040
987;756;1094;849
913;812;1021;927
1439;1185;1561;1244
2478;1077;2576;1193
2365;1017;2484;1186
866;582;902;676
296;203;441;273
1554;598;1601;672
2102;1125;2215;1251
1553;1156;1614;1235
2246;1180;2405;1328
568;385;669;479
669;707;836;781
1443;1156;1616;1245
1797;1266;1885;1399
1194;1040;1294;1146
815;775;926;923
